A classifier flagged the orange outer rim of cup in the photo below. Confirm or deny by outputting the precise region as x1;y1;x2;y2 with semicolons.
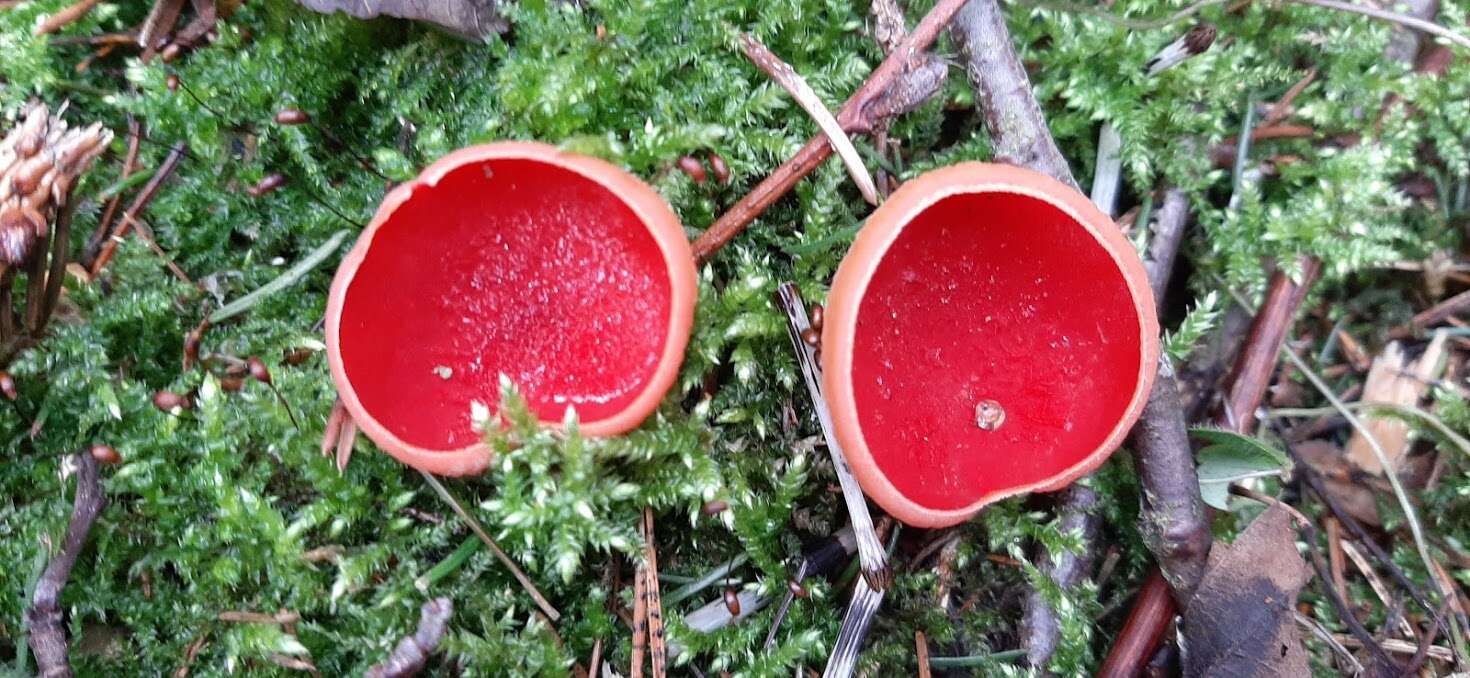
821;162;1161;528
325;141;698;477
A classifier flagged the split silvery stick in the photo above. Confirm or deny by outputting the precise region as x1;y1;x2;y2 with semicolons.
776;282;888;678
776;282;890;584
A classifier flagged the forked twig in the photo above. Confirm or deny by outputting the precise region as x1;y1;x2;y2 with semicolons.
688;0;968;261
90;142;186;277
738;34;878;205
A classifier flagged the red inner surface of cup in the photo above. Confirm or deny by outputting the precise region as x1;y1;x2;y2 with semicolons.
337;158;671;451
850;191;1142;511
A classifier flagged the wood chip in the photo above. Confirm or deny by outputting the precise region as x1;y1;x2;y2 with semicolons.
1346;335;1446;474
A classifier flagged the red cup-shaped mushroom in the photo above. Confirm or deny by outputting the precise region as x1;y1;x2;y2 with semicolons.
326;142;697;476
823;163;1159;528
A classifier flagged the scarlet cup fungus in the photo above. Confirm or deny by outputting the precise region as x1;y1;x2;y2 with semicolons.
823;163;1159;528
326;142;697;476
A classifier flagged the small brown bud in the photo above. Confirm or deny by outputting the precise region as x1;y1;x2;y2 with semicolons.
183;325;207;371
677;156;707;184
247;174;286;197
595;24;607;40
808;304;823;330
799;327;820;348
281;347;314;366
153;390;190;412
0;371;15;400
722;588;741;616
708;152;730;184
701;499;729;516
89;444;121;465
274;109;310;126
220;376;245;393
786;578;808;598
247;356;272;385
166;74;180;91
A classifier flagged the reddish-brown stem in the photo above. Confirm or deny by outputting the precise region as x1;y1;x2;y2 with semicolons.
1261;69;1318;127
687;0;969;262
35;198;78;336
1097;572;1174;678
32;0;101;36
1219;258;1322;431
86;118;142;267
90;142;186;277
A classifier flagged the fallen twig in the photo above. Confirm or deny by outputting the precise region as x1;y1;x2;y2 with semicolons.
90;142;187;277
86;118;142;267
1221;260;1322;431
217;610;301;625
916;631;931;678
26;452;107;678
1339;539;1417;639
1142;189;1190;308
631;547;647;678
1021;485;1100;672
950;0;1076;188
688;0;967;261
1262;68;1318;127
32;0;100;36
738;34;877;205
364;597;453;678
1296;612;1365;675
1293;0;1470;51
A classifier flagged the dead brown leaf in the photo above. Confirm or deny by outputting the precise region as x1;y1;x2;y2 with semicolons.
1183;504;1311;677
1346;336;1446;474
1295;440;1381;527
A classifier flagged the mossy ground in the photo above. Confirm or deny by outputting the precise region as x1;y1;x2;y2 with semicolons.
2;0;1469;675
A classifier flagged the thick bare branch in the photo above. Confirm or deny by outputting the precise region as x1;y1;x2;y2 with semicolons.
365;598;453;678
26;453;107;678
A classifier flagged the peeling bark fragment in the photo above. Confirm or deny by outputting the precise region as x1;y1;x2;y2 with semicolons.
295;0;508;40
